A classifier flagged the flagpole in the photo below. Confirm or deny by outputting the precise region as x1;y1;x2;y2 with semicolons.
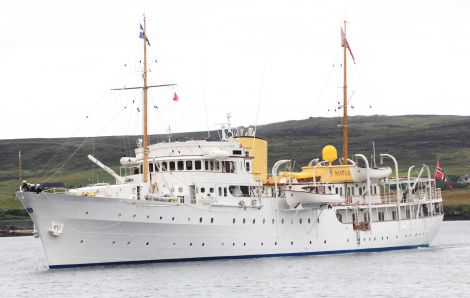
342;21;348;165
142;14;149;183
19;151;22;182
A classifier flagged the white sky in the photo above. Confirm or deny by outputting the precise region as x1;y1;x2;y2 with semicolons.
1;0;469;139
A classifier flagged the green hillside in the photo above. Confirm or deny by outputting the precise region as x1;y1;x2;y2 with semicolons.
1;115;470;211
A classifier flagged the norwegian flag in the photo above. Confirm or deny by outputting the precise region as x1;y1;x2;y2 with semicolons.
435;161;455;191
341;28;356;63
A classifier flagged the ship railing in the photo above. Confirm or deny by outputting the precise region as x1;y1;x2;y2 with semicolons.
43;187;69;194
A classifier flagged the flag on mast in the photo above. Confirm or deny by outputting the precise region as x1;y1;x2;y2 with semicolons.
341;28;356;63
173;92;179;102
435;161;455;191
139;24;151;46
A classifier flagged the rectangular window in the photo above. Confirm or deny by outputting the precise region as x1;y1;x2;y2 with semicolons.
177;161;184;170
406;209;411;219
232;150;242;155
169;161;176;171
155;162;160;172
340;187;343;196
359;187;363;196
214;161;220;171
186;160;193;170
161;162;167;171
378;212;385;222
149;163;154;172
224;187;227;197
218;187;222;196
204;160;209;170
392;211;397;220
209;161;214;171
246;162;250;172
195;160;202;170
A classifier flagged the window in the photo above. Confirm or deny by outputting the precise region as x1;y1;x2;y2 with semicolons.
177;161;184;170
233;150;242;155
210;188;214;193
392;211;397;220
224;187;227;197
155;162;160;172
378;212;385;222
406;209;411;219
359;187;363;196
340;187;343;196
195;160;201;170
186;161;193;170
218;187;222;196
161;162;167;171
214;161;220;171
201;187;205;193
204;160;209;170
169;161;176;171
149;163;154;172
246;162;250;172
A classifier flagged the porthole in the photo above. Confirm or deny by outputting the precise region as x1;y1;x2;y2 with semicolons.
133;214;136;218
275;242;277;246
290;241;293;245
80;240;83;243
127;241;131;245
232;242;235;246
252;219;256;224
146;242;149;246
324;240;327;244
172;217;175;221
299;218;302;224
188;217;191;222
381;237;384;240
261;242;264;246
243;242;246;246
85;211;89;215
190;243;193;246
243;218;246;224
160;216;163;220
202;243;205;247
281;219;284;224
347;239;349;243
233;218;236;224
118;213;122;217
199;217;203;223
221;242;224;246
309;241;312;245
146;215;150;219
387;236;389;240
272;219;275;224
211;218;214;223
112;241;116;244
173;242;176;246
308;218;311;224
290;219;293;224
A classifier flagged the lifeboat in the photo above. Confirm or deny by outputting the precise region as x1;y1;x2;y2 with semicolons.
285;185;344;208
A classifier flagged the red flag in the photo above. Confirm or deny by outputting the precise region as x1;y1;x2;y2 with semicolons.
435;161;455;191
173;92;179;102
341;28;356;63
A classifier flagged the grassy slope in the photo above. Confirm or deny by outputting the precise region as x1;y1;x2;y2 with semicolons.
1;115;470;212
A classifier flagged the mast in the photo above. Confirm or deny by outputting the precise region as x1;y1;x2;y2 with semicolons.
342;21;348;165
142;15;149;183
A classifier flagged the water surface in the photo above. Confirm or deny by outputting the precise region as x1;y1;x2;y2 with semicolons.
1;221;469;297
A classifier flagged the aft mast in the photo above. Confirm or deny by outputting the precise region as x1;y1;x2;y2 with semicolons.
142;15;149;183
342;21;348;165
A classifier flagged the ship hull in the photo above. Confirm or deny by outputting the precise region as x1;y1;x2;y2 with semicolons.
17;192;443;269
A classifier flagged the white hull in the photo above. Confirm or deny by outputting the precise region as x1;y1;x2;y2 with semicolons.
18;192;443;268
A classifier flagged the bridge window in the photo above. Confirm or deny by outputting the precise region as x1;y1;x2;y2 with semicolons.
161;162;167;171
169;161;176;171
246;162;250;172
177;161;184;170
149;163;154;172
186;161;193;170
195;160;202;170
204;160;209;170
378;212;385;221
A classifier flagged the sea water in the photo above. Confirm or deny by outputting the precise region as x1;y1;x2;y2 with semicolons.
1;221;469;298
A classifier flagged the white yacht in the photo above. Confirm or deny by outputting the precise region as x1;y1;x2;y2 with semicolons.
17;19;443;269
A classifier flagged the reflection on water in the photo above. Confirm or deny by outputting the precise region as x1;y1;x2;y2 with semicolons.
1;221;469;297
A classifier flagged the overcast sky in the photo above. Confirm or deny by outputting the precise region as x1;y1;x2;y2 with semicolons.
1;0;469;139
